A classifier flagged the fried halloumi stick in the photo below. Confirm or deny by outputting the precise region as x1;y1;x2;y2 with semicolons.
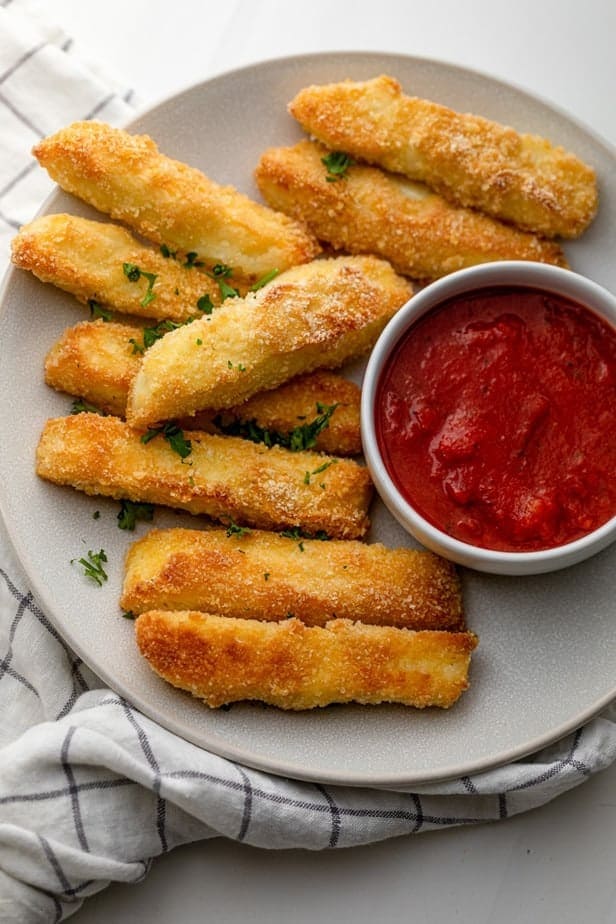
11;214;225;321
126;255;412;429
135;611;477;710
45;319;142;416
36;415;372;539
255;141;568;279
121;527;464;630
289;75;598;238
33;121;321;280
45;320;362;453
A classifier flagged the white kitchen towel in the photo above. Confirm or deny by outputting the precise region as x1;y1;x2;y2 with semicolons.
1;3;616;922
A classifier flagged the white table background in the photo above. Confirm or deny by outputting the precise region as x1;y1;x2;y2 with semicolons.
40;0;616;920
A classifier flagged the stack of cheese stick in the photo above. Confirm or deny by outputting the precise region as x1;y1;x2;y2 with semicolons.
15;71;598;713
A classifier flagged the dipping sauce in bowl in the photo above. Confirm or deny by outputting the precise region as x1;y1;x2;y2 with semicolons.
361;262;616;574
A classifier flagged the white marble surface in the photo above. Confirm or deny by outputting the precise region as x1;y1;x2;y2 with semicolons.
35;0;616;919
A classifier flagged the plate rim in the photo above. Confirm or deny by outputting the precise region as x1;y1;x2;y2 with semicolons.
1;49;614;787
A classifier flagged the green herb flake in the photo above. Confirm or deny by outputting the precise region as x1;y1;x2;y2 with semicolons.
213;401;339;453
117;499;155;531
184;251;203;268
250;269;279;291
207;264;239;301
71;549;108;586
263;572;270;581
321;150;355;181
130;318;189;354
70;397;106;416
160;244;176;259
303;471;311;485
225;519;251;538
122;262;158;307
122;610;137;620
141;421;192;459
88;299;113;322
197;293;215;314
92;510;101;520
196;338;203;345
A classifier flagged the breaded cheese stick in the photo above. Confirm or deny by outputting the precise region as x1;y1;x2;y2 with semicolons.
45;319;142;416
33;121;321;280
45;319;361;453
36;415;372;539
11;214;225;321
289;75;598;238
255;141;568;279
135;611;478;710
126;255;412;429
121;527;465;631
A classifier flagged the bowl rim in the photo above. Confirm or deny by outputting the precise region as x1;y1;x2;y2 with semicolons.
361;260;616;571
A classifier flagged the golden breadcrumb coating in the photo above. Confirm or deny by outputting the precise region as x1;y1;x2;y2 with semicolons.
126;255;412;429
36;415;372;539
187;370;361;456
135;611;477;710
289;75;598;238
255;141;568;279
45;319;142;416
32;121;321;280
44;318;361;452
121;527;464;630
11;214;225;320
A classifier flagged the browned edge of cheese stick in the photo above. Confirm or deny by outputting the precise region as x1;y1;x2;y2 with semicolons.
36;414;372;539
44;318;362;453
135;611;478;710
32;121;321;280
288;75;598;239
255;141;568;279
11;213;227;321
126;254;412;429
121;527;464;631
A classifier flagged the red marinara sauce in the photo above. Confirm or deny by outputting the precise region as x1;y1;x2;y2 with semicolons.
376;286;616;552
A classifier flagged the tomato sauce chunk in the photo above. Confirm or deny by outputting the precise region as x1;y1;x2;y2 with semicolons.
376;286;616;551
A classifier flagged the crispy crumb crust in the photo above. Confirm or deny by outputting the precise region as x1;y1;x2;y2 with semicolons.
255;141;568;279
44;318;361;452
289;75;598;239
135;611;478;709
126;254;412;429
36;414;372;539
121;527;464;630
33;121;321;280
11;213;226;320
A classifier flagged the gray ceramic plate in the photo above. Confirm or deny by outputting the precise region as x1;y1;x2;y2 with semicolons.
0;53;615;788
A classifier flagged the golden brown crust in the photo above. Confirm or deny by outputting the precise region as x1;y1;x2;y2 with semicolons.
121;527;464;630
33;122;320;280
44;319;141;416
44;318;361;453
36;414;372;539
126;255;412;429
11;214;224;320
135;611;477;710
188;371;361;456
289;75;598;238
255;141;568;279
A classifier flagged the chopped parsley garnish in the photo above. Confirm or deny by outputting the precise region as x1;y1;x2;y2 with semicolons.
129;318;189;354
123;262;158;307
225;519;251;538
184;251;204;268
303;460;337;485
321;150;355;181
281;527;330;542
117;499;155;531
122;610;137;620
213;401;339;452
250;269;279;291
196;338;203;346
88;299;113;322
70;398;106;416
160;244;176;259
207;263;239;301
93;510;101;520
227;360;246;372
197;293;215;314
71;549;108;586
141;421;192;459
